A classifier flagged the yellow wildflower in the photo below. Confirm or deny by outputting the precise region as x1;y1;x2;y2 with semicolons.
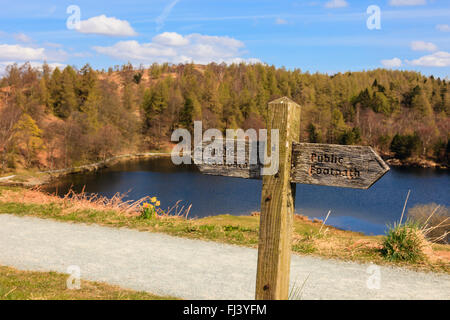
150;197;157;203
155;201;160;206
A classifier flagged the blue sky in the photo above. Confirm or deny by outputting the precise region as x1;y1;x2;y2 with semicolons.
0;0;449;77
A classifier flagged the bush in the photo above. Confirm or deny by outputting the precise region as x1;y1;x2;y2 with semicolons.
408;204;449;244
381;221;428;262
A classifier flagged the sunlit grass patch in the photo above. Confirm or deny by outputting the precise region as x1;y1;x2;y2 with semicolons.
0;265;177;300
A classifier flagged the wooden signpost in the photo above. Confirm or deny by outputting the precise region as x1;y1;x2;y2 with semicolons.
195;97;389;300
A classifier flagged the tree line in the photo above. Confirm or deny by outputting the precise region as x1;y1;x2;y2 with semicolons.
0;62;448;172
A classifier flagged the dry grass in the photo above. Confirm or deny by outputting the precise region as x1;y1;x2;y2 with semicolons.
0;186;191;219
408;204;449;244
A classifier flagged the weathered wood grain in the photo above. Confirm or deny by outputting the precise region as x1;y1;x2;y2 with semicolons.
290;143;390;189
195;138;262;179
255;96;301;300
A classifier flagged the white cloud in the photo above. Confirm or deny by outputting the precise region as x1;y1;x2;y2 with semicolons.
78;15;137;37
389;0;426;6
408;51;450;67
153;32;189;46
381;57;402;68
325;0;349;8
410;41;438;52
14;33;32;43
28;61;66;70
0;61;66;76
0;44;68;76
275;18;288;25
93;32;258;64
230;57;262;64
0;44;45;61
436;24;450;32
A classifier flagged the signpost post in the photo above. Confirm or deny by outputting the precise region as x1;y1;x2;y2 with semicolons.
195;96;389;300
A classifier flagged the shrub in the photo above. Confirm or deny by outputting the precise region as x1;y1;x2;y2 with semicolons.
381;221;428;262
133;72;143;84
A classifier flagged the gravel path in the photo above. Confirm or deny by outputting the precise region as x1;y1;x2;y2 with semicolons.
0;214;449;300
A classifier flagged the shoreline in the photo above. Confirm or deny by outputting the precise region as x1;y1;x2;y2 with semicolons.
385;159;448;170
0;152;172;187
0;152;447;188
382;154;448;170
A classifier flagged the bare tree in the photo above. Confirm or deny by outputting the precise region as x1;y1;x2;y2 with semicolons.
0;103;22;171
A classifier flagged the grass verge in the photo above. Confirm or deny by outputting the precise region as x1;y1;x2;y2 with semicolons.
0;186;448;274
0;265;177;300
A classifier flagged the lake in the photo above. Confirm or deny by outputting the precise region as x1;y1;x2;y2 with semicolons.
44;157;450;236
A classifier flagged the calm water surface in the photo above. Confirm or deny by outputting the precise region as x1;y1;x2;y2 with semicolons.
44;157;449;235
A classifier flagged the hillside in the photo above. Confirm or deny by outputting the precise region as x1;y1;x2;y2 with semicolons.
0;62;449;173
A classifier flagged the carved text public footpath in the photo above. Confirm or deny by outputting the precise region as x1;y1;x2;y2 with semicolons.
309;152;360;178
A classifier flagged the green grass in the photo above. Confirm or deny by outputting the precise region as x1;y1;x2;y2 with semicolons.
0;265;177;300
0;186;449;274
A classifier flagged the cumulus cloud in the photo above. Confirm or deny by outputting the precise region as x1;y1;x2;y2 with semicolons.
0;44;46;61
389;0;426;6
381;57;402;68
324;0;349;8
436;24;450;32
93;32;258;64
0;43;69;76
410;41;438;52
78;15;137;36
153;32;189;46
408;51;450;67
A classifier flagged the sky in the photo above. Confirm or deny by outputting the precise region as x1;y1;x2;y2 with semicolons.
0;0;449;77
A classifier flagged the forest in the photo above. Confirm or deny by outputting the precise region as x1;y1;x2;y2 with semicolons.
0;62;449;172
